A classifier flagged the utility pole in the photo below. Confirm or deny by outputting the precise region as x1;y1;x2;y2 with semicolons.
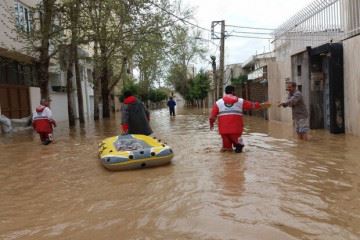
210;55;218;101
219;20;225;97
211;20;225;98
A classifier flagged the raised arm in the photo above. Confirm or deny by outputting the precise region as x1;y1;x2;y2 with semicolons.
242;100;261;111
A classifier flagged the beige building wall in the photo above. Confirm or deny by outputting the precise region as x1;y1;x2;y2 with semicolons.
1;1;93;122
267;60;292;123
267;62;281;121
29;87;41;115
29;87;68;122
0;0;38;57
343;35;360;136
269;38;306;124
49;92;69;122
224;63;245;86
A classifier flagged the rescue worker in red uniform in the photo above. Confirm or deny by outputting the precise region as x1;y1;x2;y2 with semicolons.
209;85;268;153
32;98;56;145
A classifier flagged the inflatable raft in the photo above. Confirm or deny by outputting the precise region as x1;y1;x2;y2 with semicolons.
98;134;174;170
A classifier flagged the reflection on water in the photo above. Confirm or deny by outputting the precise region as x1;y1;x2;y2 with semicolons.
1;106;360;240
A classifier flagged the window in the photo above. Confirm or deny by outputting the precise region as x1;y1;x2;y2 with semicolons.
0;57;38;86
297;65;302;77
0;63;7;84
298;85;302;92
23;65;33;86
8;62;19;85
14;1;32;33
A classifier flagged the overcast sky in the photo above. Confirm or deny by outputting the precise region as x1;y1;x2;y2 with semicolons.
181;0;314;69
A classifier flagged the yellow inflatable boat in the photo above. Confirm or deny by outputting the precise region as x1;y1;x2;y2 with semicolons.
98;134;174;170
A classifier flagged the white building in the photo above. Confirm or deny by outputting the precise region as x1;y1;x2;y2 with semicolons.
270;0;360;136
224;63;245;86
0;0;94;122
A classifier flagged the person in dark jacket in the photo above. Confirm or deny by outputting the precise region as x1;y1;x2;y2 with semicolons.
120;91;153;135
167;97;176;116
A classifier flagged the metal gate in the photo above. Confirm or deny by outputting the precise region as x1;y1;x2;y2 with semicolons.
309;43;345;134
322;58;330;130
0;85;31;119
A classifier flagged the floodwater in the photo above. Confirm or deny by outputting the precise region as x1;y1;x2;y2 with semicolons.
1;106;360;240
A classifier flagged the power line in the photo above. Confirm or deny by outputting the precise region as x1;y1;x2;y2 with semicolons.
149;3;329;52
227;34;273;40
193;37;220;47
148;2;286;41
272;37;334;42
228;34;333;42
226;24;275;31
229;30;273;35
150;1;213;33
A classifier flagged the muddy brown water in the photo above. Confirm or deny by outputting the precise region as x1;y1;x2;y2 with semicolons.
0;107;360;240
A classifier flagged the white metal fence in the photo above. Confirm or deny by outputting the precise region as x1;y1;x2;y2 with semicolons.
273;0;360;57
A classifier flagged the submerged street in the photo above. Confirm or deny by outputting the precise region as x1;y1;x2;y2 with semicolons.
1;106;360;240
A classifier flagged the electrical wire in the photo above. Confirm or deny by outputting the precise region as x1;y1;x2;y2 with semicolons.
150;1;331;43
228;34;337;42
149;1;284;41
226;24;275;31
149;1;213;33
227;34;273;40
228;30;272;35
193;37;220;47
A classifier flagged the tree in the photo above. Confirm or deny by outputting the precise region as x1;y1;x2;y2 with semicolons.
192;70;210;100
2;0;85;126
148;88;168;103
167;63;188;96
62;0;85;124
165;26;207;102
119;0;207;107
231;75;247;85
2;0;205;122
184;70;210;106
119;81;168;104
135;35;166;101
1;0;63;99
84;0;160;119
133;5;174;100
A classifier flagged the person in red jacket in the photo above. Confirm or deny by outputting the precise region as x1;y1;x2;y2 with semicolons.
32;98;56;145
209;85;269;153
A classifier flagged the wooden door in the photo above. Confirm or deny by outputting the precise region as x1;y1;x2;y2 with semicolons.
0;85;30;119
